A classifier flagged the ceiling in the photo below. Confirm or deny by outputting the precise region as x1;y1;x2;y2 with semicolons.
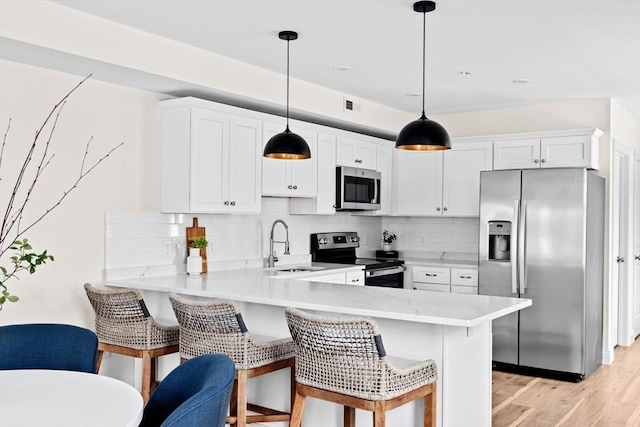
11;1;640;120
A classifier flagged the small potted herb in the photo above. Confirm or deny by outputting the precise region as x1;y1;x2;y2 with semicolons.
187;237;208;275
382;230;396;251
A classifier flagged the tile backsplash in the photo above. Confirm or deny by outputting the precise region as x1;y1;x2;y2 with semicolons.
104;198;480;280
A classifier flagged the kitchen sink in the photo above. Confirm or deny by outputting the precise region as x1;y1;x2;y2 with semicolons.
277;268;315;272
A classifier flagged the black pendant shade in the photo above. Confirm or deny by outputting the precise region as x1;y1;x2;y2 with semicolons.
396;113;450;151
263;30;311;160
264;126;311;159
396;1;450;151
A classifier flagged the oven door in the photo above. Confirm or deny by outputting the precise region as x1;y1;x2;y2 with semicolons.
365;266;404;288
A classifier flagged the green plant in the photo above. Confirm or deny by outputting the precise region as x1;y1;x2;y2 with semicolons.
0;239;54;308
190;236;209;249
382;230;397;244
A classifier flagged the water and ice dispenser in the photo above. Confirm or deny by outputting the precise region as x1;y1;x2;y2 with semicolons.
488;221;511;261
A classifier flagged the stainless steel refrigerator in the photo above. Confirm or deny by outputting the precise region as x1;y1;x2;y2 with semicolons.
478;168;604;380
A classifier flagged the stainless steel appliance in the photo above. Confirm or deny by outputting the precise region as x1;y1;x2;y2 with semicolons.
479;168;605;381
310;232;404;288
335;167;381;211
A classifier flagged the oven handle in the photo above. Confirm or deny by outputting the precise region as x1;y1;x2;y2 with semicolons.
365;266;405;278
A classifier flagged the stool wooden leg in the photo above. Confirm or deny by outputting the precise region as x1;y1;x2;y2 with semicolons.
424;386;437;427
373;402;385;427
95;350;104;374
236;370;248;427
228;379;239;427
290;386;306;427
141;351;152;405
344;406;356;427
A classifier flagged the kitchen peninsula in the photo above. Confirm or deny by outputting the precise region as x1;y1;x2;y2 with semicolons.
108;267;531;427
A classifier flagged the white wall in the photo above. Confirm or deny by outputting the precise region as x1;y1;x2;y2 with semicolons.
0;60;164;326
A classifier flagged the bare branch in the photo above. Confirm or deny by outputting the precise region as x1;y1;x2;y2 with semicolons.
0;119;11;180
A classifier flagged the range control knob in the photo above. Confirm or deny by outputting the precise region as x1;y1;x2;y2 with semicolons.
318;238;329;245
350;236;360;242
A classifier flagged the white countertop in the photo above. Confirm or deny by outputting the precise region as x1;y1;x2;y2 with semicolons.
107;265;530;328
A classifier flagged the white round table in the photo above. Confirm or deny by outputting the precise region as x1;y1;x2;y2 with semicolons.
0;369;144;427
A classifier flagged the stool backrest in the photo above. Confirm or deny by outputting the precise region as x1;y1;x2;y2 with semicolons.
84;283;153;347
0;323;98;373
285;308;388;398
169;293;249;362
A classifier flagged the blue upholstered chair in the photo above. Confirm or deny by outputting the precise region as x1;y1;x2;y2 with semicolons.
0;323;98;373
139;353;235;427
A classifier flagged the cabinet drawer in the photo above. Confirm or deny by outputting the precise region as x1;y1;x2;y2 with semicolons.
451;269;478;286
452;285;478;295
345;271;365;286
413;283;450;293
412;266;450;284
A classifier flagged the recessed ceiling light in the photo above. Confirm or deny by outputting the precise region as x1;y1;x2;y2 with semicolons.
331;65;351;71
512;78;532;84
405;92;421;97
458;71;472;76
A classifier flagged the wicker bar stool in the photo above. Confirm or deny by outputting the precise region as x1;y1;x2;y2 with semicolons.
83;283;179;404
285;307;438;427
169;293;295;427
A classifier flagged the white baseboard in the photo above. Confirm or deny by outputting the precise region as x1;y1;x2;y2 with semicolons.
602;349;614;365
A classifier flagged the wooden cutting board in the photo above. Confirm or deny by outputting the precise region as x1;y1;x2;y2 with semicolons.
186;217;207;273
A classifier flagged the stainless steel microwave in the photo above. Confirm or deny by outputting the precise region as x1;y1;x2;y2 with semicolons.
335;166;381;211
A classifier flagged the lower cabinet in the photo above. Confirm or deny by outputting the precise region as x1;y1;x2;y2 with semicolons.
411;265;478;294
298;270;365;286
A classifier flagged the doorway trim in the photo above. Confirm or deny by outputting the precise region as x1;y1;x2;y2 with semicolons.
611;139;635;352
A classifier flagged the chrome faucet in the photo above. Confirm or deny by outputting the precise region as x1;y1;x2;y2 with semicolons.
268;219;290;267
439;251;447;263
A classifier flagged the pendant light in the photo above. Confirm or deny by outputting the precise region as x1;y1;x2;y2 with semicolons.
263;31;311;159
396;1;451;151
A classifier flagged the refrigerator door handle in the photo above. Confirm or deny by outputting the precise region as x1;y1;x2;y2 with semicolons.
512;199;520;294
519;199;528;294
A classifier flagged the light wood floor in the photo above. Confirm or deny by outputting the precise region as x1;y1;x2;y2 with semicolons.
492;337;640;427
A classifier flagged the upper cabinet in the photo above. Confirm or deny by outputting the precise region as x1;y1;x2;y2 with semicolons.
262;120;317;198
336;136;377;170
493;128;602;170
160;100;262;214
393;141;493;217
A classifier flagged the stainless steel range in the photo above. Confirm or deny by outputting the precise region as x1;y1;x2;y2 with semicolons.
310;232;405;288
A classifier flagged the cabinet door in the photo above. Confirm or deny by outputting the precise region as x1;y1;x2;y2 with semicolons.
189;108;229;212
315;133;337;213
227;115;262;213
393;150;443;216
357;140;377;170
493;138;540;170
336;136;359;166
288;125;317;197
443;141;493;216
541;134;592;168
375;144;393;215
262;121;291;196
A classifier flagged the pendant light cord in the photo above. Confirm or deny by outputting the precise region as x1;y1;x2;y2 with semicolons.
421;9;426;118
286;38;290;130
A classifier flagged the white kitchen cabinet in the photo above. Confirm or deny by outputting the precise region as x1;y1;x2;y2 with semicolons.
299;269;365;285
336;135;377;170
411;264;478;294
160;103;262;214
345;270;365;286
262;120;317;197
290;132;337;215
375;144;393;215
493;129;601;170
394;141;492;216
